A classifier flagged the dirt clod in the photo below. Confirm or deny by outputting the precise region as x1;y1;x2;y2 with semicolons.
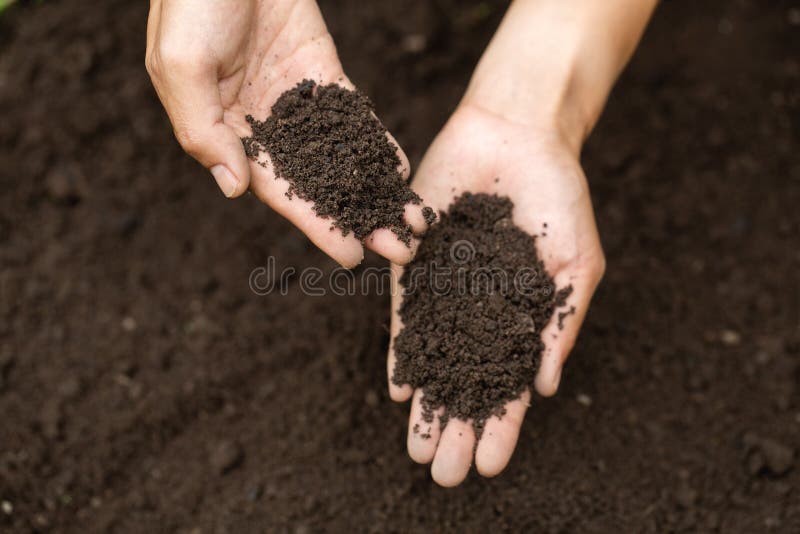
744;433;795;476
210;440;244;475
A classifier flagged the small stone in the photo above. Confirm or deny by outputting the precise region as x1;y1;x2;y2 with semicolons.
210;441;244;475
121;316;137;332
1;501;12;515
720;329;741;346
44;165;84;204
755;350;771;365
760;438;794;475
401;33;427;53
576;394;593;407
364;389;379;407
246;484;263;502
744;433;795;476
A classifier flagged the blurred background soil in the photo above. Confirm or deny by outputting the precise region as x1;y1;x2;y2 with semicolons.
0;0;798;532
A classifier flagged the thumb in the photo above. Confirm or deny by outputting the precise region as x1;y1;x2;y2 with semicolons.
147;51;250;198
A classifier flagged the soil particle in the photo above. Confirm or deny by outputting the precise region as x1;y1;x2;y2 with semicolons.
44;164;85;204
744;433;795;476
209;441;244;475
242;80;428;244
392;193;571;438
557;305;576;330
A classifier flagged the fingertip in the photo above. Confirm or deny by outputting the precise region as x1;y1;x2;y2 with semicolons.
534;365;562;397
210;164;243;198
406;391;442;464
475;394;529;477
389;382;413;403
337;246;365;269
404;203;432;236
430;419;474;487
365;229;418;265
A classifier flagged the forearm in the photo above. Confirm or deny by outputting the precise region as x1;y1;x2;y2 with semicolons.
462;0;658;154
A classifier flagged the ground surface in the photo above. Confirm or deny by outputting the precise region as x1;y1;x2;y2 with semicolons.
1;0;798;532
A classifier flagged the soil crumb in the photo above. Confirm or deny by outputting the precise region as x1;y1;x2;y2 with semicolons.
242;80;426;244
392;193;571;438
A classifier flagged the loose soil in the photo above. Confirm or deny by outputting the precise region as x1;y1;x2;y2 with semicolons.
1;1;798;533
392;193;569;438
243;80;426;244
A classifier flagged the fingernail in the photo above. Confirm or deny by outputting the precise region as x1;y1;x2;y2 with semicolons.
210;165;239;198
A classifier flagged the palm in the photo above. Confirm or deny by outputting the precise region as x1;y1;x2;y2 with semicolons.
151;0;418;266
388;105;605;486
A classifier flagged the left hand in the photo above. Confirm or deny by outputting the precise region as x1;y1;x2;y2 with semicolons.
387;104;606;487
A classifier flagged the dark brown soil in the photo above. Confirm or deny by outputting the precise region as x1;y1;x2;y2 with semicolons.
243;80;424;244
1;1;799;533
392;193;568;438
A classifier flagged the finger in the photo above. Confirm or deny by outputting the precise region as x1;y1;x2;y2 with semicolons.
147;35;250;198
475;391;530;477
535;265;603;397
388;263;413;401
385;130;411;181
364;229;418;265
431;418;475;487
406;389;443;464
405;203;434;236
249;162;364;268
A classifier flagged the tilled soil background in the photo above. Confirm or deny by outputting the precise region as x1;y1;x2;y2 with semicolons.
1;1;798;532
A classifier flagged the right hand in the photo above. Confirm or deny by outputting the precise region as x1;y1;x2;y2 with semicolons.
387;104;606;487
146;0;424;267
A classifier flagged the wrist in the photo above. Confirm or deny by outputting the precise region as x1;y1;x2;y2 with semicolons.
460;55;590;157
460;0;657;157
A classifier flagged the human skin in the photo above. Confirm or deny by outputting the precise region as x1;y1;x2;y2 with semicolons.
387;0;659;487
146;0;658;488
145;0;430;268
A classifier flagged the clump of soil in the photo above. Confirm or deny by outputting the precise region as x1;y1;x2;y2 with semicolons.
242;80;427;244
392;193;572;438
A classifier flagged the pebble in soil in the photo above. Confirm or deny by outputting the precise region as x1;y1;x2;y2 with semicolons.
391;193;572;438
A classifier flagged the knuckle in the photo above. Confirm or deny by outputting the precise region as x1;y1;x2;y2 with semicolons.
144;52;158;76
156;40;191;71
592;251;607;281
173;127;204;156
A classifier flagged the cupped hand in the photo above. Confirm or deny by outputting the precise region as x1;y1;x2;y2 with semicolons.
146;0;423;267
387;105;606;487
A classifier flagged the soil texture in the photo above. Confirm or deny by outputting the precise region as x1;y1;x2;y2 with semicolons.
0;0;798;532
392;193;568;438
243;80;424;244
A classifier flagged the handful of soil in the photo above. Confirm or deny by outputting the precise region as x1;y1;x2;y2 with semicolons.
391;193;572;438
242;80;429;244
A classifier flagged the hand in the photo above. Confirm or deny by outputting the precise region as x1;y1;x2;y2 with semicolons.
146;0;421;267
387;105;606;487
